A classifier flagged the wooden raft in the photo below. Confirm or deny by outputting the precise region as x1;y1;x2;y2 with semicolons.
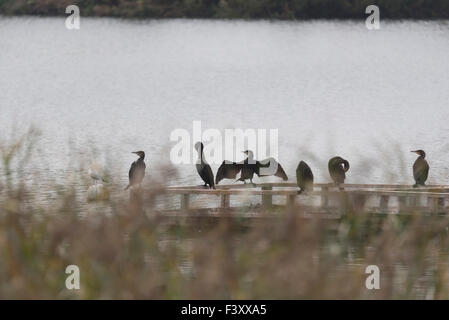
163;183;449;215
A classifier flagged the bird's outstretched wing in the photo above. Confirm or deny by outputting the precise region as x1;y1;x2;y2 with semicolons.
256;157;288;180
215;161;243;184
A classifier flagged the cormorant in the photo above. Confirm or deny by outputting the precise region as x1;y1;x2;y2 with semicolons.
411;150;429;187
296;160;314;194
124;151;146;190
328;156;350;187
237;150;258;184
216;150;288;185
195;142;215;189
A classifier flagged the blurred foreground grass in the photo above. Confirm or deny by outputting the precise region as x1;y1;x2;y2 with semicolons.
1;129;449;299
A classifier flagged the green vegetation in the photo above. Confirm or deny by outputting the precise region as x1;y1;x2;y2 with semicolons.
1;128;449;299
0;0;449;19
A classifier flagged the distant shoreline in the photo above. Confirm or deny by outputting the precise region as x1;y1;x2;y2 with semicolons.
1;1;449;20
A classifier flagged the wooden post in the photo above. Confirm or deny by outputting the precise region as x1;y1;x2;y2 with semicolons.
398;196;407;213
409;195;417;207
181;194;190;211
287;194;296;208
428;197;444;214
221;193;230;209
379;195;389;212
438;197;445;214
352;194;367;213
321;186;329;208
262;185;273;208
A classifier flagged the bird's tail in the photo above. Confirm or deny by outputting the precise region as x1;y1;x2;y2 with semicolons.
124;184;130;191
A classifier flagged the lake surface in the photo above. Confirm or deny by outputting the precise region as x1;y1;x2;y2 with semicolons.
1;18;449;190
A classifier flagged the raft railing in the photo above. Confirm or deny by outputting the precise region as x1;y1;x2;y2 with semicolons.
164;183;449;214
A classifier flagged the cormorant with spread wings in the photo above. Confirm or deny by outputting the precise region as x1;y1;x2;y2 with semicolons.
216;150;288;185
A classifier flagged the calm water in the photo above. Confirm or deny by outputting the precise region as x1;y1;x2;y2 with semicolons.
1;18;449;190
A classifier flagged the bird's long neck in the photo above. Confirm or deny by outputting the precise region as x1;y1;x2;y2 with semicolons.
139;155;145;161
197;147;204;164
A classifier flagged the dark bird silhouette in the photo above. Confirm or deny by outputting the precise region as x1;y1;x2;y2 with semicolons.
124;151;146;190
411;150;429;187
195;142;215;189
215;160;243;185
216;150;288;185
328;156;350;187
237;150;259;184
296;161;314;194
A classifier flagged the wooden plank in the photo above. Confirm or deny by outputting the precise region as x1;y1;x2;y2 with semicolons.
162;183;449;214
165;188;449;198
157;207;342;219
168;183;449;190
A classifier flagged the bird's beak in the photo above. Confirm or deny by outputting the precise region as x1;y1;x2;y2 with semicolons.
132;152;138;155
411;151;417;154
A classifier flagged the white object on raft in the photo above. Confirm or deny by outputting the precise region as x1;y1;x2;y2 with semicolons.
87;184;110;202
88;161;107;184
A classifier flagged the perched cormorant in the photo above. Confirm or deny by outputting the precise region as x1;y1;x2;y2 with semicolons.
237;150;258;184
296;160;314;194
216;150;288;185
124;151;146;190
195;142;215;189
328;156;350;186
411;150;429;187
